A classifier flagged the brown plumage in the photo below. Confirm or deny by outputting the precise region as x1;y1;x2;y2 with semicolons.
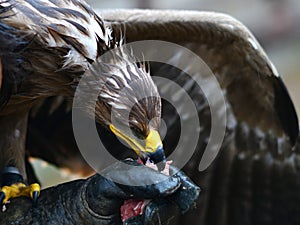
78;46;161;137
24;8;300;225
101;9;298;144
0;1;161;180
98;10;299;225
0;2;299;224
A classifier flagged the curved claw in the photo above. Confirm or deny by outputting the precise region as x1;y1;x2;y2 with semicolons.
0;192;5;204
30;183;40;207
0;182;41;207
32;191;39;206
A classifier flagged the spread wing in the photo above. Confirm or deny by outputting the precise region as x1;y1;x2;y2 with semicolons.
100;9;299;145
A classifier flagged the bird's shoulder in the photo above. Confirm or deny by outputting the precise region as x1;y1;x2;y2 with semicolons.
0;0;111;64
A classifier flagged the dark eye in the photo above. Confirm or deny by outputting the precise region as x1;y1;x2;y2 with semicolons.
130;126;144;139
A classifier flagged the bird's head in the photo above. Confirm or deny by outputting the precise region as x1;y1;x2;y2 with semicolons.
82;47;166;165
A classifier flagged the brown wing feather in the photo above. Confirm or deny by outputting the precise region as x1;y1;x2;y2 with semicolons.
0;0;112;113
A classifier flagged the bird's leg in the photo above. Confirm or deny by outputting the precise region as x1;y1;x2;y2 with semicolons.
0;112;40;205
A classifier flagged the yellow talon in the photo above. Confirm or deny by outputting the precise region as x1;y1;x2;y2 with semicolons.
29;183;40;200
1;183;40;204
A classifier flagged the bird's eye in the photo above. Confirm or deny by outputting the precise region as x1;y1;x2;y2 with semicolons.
130;126;145;139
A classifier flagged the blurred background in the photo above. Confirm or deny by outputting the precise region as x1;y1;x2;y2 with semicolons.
33;0;300;187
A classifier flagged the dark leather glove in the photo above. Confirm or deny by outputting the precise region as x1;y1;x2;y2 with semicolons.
121;162;201;225
0;160;200;225
87;160;200;225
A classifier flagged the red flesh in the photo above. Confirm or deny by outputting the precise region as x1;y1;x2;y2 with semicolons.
120;159;172;222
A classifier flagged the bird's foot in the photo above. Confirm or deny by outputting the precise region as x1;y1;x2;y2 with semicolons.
0;183;40;205
0;167;40;205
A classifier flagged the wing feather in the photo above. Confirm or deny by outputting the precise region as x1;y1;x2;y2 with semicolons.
1;0;110;61
0;0;112;110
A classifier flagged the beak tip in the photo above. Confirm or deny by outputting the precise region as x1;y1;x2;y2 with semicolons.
148;146;166;170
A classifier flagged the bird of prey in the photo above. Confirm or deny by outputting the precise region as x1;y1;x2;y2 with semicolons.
0;0;298;217
24;9;300;225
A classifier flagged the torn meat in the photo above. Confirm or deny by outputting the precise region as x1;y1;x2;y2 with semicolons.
120;160;172;222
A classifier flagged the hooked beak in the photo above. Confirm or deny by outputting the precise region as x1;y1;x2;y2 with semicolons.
146;146;166;170
109;124;166;168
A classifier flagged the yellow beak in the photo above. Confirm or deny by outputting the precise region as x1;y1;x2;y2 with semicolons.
109;124;165;163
